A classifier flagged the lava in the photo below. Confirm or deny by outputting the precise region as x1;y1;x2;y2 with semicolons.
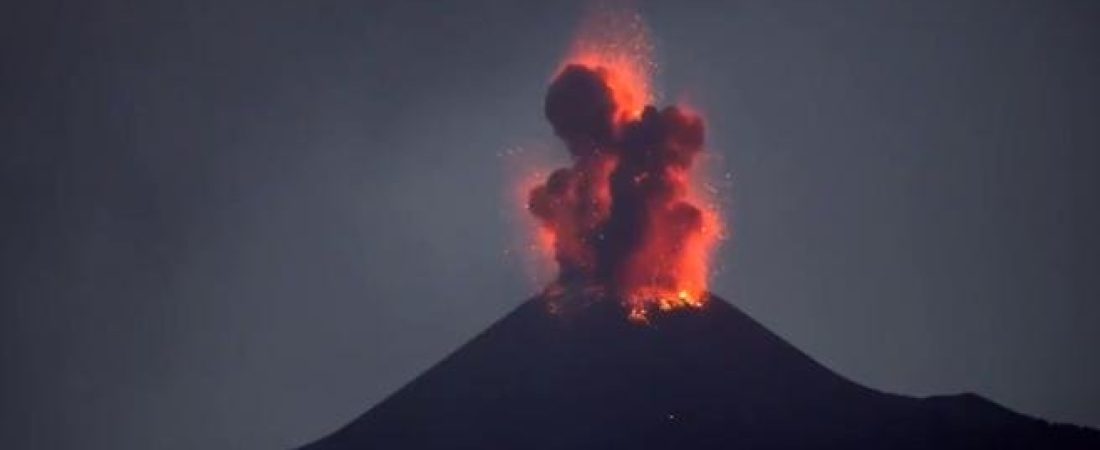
527;12;723;321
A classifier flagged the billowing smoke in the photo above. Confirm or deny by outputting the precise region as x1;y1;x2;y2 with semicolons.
529;60;720;320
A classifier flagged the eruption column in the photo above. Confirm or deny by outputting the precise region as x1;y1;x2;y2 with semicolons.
528;24;722;321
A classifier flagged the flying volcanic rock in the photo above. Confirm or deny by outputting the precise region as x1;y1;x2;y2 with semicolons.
531;64;718;320
523;12;723;322
303;12;1099;450
302;294;1100;449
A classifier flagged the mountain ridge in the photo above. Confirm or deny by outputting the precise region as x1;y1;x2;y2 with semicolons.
303;294;1100;449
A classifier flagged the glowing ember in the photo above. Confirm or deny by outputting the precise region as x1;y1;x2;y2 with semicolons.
527;11;724;321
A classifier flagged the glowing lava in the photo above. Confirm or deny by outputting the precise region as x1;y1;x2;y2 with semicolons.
527;12;724;322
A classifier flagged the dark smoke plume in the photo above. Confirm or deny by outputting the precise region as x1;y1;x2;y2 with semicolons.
529;64;713;311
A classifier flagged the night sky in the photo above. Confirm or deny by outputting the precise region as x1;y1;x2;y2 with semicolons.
3;1;1099;448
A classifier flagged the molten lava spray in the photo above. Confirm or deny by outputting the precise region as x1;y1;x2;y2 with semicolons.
528;12;723;321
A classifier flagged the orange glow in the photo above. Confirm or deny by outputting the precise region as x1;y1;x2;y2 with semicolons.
504;151;564;289
616;161;724;319
560;53;651;124
557;10;654;124
526;9;725;322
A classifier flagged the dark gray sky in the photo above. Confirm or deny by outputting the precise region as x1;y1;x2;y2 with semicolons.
3;1;1098;448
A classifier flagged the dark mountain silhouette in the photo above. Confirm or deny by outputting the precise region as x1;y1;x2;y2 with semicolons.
303;294;1100;449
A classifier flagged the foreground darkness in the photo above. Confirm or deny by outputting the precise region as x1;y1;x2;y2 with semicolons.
305;295;1099;449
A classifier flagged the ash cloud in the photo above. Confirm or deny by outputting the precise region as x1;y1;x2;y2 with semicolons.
529;64;709;302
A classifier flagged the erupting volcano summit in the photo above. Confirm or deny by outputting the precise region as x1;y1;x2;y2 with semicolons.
528;14;722;322
301;11;1100;450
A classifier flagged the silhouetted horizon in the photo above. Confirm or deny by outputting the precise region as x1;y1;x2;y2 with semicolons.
304;293;1100;449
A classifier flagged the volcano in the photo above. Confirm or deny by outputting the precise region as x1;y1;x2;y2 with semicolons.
303;17;1099;447
303;294;1099;449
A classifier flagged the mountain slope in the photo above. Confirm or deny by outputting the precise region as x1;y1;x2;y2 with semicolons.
303;295;1100;449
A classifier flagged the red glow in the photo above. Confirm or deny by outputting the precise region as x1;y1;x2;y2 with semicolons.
556;10;654;125
527;11;725;322
560;53;650;124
